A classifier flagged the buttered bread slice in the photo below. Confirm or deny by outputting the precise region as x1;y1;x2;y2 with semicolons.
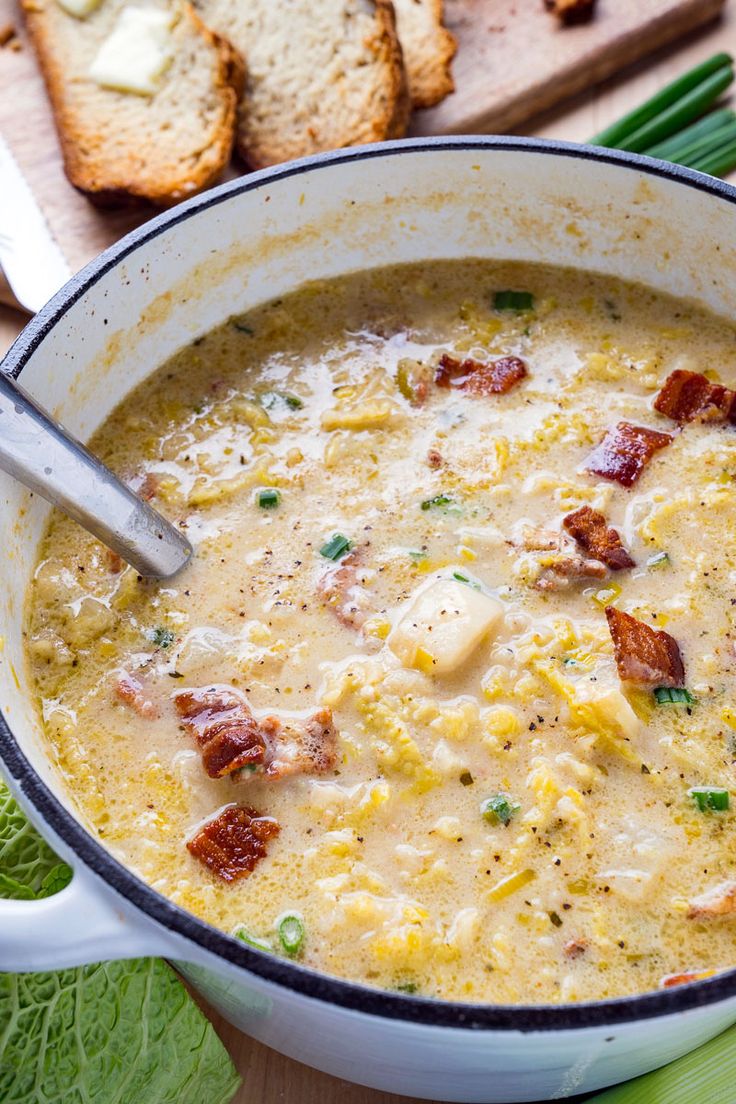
199;0;410;170
22;0;243;205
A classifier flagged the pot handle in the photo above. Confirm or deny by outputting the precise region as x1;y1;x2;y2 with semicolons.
0;862;175;972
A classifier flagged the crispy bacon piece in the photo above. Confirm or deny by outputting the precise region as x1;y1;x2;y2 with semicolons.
105;549;123;573
660;969;717;988
605;607;685;687
175;687;273;778
317;550;370;630
427;448;443;469
187;805;279;882
174;686;338;780
563;938;587;959
115;672;157;718
585;422;672;488
654;369;736;425
687;880;736;919
136;472;162;501
563;506;635;570
435;354;527;396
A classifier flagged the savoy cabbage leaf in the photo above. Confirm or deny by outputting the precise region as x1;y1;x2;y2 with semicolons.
0;782;241;1104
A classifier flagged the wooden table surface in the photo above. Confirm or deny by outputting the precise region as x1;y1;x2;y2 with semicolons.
3;8;736;1102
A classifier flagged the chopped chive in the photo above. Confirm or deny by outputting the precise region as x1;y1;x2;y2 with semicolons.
420;494;453;511
654;687;695;705
610;67;735;154
408;549;428;562
396;982;418;994
232;321;254;335
151;626;175;648
643;107;736;159
236;927;271;951
320;533;352;560
459;770;474;787
690;135;736;178
481;793;520;827
647;551;670;569
277;913;305;956
493;290;535;312
660;120;736;169
452;570;481;590
259;389;303;411
257;488;281;509
589;53;734;148
689;786;730;813
549;911;563;928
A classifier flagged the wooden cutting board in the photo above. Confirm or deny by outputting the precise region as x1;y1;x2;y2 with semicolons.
0;0;729;278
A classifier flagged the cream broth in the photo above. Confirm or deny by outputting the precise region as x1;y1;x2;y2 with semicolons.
25;260;736;1003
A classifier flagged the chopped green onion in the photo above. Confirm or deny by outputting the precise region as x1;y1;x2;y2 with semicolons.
647;551;670;569
690;135;736;178
396;982;418;994
481;793;520;827
232;321;254;335
493;290;535;312
151;627;175;648
259;389;303;411
607;67;734;154
452;571;481;590
277;913;305;956
643;107;736;159
396;359;431;404
408;549;428;563
257;488;281;509
236;927;271;951
320;533;352;560
459;771;474;787
689;786;730;813
654;687;695;705
421;494;453;511
589;53;734;148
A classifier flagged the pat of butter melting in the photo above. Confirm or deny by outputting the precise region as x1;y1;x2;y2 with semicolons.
388;577;504;676
89;6;175;95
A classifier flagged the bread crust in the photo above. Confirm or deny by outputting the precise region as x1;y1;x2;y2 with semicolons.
22;0;243;207
394;0;455;109
202;0;410;170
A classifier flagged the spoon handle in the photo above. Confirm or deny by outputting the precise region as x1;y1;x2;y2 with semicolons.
0;372;192;578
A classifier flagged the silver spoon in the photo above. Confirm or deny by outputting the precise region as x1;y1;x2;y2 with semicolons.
0;371;193;578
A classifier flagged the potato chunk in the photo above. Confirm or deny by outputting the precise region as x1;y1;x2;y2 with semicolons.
388;578;503;676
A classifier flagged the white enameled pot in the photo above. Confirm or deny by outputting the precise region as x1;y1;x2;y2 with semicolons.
3;139;736;1102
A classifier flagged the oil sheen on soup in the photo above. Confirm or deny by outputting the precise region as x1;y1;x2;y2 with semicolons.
26;260;736;1004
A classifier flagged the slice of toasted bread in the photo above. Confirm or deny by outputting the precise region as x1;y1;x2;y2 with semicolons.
393;0;455;108
199;0;410;171
22;0;243;206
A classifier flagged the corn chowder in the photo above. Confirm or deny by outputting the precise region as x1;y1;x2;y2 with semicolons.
25;260;736;1003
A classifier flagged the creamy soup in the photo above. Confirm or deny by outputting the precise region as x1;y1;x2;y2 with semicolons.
26;260;736;1004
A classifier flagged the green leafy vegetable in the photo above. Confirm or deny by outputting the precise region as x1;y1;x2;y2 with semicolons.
151;627;175;649
277;913;305;957
493;290;535;312
0;781;71;899
257;488;281;509
0;961;241;1104
689;786;730;813
654;687;695;705
319;533;352;560
481;793;520;827
0;780;240;1104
